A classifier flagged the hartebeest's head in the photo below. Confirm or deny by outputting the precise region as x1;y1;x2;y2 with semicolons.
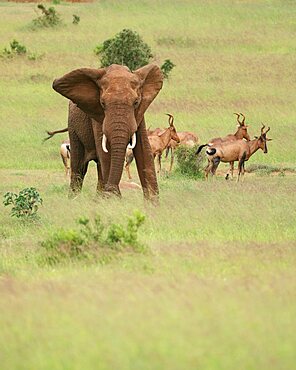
234;112;251;141
166;113;180;143
255;124;272;153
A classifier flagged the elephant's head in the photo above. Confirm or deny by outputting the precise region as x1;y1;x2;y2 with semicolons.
52;64;163;194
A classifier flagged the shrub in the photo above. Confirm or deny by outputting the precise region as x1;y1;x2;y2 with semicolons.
0;39;26;58
31;4;62;29
72;14;80;25
3;187;43;219
41;211;147;265
94;28;175;78
95;29;153;71
0;40;43;61
161;59;176;79
174;145;206;179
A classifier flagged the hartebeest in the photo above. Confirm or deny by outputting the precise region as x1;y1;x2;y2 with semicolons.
60;140;71;176
148;113;180;172
205;124;272;181
125;114;180;178
196;113;250;179
43;128;71;176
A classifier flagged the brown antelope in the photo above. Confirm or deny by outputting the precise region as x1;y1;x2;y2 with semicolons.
124;126;162;180
60;140;71;176
43;129;71;176
205;125;272;181
148;113;180;173
125;114;180;178
196;113;250;179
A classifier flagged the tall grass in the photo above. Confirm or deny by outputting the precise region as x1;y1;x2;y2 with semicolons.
1;2;296;369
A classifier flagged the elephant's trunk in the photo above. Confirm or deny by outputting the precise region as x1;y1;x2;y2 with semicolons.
105;127;131;195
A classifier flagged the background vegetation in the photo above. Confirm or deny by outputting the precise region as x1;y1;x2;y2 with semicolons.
0;1;295;369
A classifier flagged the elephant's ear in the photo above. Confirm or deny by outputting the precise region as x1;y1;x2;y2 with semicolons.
52;68;106;122
134;64;163;124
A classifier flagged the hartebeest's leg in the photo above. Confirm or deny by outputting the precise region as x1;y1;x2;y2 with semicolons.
230;161;234;179
169;148;174;172
225;162;234;180
211;157;220;176
125;152;134;180
157;154;162;173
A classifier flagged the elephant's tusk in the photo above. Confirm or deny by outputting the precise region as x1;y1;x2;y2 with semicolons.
127;133;137;149
102;134;108;153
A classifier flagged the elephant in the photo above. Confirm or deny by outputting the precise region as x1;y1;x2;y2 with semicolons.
52;63;163;199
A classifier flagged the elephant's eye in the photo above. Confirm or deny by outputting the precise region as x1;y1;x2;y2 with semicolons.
134;99;140;108
100;100;106;110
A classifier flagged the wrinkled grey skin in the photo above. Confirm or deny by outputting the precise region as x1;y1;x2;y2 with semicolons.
52;64;163;199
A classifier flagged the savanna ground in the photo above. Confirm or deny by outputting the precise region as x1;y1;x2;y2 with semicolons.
0;1;296;369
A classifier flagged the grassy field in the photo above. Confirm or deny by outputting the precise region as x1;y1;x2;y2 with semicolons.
0;1;296;369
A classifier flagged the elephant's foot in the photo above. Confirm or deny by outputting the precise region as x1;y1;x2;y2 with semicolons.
103;183;122;198
68;189;80;200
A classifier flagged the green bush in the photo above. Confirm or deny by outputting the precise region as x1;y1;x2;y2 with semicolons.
31;4;62;29
72;14;80;25
95;29;153;71
3;187;43;219
161;59;176;79
94;28;175;78
41;211;147;265
174;145;206;179
0;39;26;58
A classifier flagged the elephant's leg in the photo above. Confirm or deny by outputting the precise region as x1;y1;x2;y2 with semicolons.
69;132;88;197
70;160;89;197
133;119;158;200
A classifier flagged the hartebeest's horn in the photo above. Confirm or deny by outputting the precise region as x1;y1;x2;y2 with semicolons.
239;112;246;125
233;113;241;126
261;123;266;133
265;126;270;134
166;113;174;126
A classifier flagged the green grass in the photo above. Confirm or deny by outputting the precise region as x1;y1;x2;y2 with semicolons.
0;1;296;369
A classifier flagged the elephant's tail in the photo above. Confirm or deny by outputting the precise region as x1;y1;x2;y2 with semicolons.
43;127;68;142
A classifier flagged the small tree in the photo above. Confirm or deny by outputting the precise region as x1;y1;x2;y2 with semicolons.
0;40;26;58
174;145;206;179
161;59;176;79
72;14;80;25
31;4;62;29
3;187;43;219
95;29;153;71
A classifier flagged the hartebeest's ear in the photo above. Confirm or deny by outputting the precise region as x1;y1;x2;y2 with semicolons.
52;68;106;122
134;64;163;124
